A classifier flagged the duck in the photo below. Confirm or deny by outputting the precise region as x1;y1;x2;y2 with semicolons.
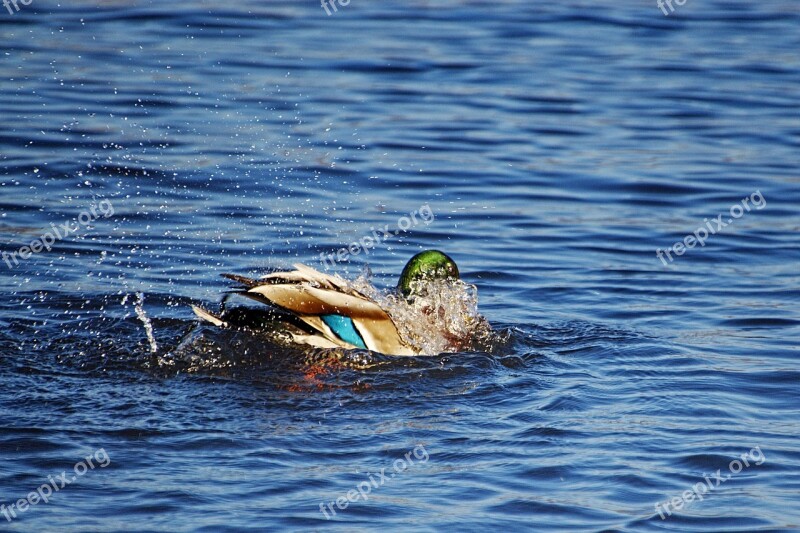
192;250;460;356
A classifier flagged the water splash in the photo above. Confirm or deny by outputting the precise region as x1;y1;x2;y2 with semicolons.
351;276;497;355
134;292;159;354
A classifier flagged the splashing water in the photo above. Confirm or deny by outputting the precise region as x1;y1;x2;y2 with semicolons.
134;292;159;354
351;276;497;355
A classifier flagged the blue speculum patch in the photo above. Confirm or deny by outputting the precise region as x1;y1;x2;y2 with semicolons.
321;314;367;349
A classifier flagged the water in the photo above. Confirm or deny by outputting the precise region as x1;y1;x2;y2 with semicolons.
1;1;799;531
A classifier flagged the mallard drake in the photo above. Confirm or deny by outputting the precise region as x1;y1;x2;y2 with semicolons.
192;250;460;356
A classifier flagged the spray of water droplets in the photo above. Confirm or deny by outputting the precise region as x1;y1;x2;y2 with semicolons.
350;276;497;355
133;292;159;354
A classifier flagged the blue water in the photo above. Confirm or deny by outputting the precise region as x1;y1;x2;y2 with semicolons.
1;1;799;531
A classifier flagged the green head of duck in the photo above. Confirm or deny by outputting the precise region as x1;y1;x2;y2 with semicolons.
397;250;460;299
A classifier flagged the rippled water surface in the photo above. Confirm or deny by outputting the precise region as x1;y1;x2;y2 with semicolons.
1;1;799;531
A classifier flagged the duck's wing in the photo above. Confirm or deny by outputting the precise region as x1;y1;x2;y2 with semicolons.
191;303;308;333
219;264;417;356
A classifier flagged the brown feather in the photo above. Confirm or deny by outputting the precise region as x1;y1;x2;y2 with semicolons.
209;264;418;356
